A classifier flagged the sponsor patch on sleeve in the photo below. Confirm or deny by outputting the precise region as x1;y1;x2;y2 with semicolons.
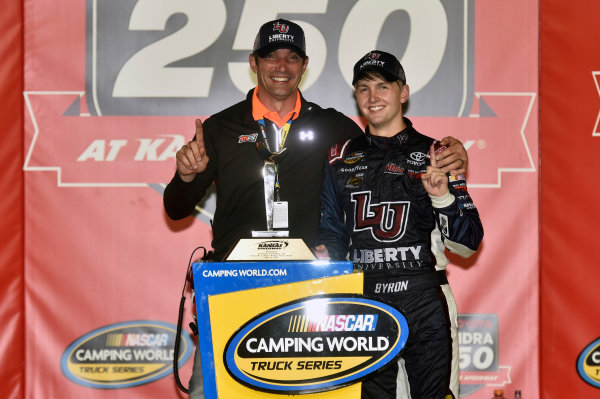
448;174;466;182
328;140;351;164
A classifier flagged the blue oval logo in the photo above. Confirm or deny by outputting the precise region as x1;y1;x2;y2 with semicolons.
60;320;193;389
576;337;600;388
224;295;409;394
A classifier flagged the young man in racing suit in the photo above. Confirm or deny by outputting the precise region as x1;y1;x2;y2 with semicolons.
315;51;484;399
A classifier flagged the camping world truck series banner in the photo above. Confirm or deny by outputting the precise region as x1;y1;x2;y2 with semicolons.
22;1;538;398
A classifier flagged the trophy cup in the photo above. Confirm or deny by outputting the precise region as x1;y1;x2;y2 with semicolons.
227;119;315;261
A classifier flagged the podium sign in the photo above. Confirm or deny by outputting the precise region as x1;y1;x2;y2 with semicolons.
192;240;409;397
193;260;356;398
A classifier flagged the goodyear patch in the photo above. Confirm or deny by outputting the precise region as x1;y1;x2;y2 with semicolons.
60;320;193;389
224;294;408;394
576;337;600;388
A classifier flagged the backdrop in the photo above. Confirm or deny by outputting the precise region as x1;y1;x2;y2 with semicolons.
539;0;600;397
0;0;595;398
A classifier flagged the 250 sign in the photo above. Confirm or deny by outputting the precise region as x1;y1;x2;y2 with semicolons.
86;0;473;117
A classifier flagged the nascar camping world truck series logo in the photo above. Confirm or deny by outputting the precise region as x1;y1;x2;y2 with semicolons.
577;337;600;388
61;320;193;389
224;294;409;394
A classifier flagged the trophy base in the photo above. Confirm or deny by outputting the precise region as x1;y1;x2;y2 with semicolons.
226;238;315;261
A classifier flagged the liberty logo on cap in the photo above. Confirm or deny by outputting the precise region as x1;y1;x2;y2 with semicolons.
273;22;289;33
365;52;381;60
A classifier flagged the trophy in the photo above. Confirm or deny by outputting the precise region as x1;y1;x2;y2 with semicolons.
227;119;315;261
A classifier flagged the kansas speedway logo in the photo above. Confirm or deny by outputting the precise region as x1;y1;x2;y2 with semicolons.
60;320;193;389
224;295;408;394
576;337;600;388
257;240;289;250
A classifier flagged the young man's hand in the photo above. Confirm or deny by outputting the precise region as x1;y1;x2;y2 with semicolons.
313;244;330;260
422;143;450;197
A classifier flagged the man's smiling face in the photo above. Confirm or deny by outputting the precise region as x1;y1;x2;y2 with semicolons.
250;48;308;103
354;76;409;137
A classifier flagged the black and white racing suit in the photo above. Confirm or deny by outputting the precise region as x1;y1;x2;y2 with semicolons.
316;118;484;399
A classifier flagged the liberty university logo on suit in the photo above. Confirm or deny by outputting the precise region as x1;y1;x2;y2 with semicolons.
351;191;410;242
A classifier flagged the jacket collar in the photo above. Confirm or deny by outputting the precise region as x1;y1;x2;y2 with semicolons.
364;117;413;148
245;88;310;125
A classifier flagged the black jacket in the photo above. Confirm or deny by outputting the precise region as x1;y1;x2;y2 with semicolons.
163;89;363;260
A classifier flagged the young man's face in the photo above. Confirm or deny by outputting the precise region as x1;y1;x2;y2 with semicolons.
249;48;308;102
354;76;409;134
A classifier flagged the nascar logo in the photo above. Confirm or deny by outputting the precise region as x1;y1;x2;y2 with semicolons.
288;314;378;333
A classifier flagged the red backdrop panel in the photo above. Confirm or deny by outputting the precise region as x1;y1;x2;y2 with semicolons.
0;1;24;399
540;1;600;397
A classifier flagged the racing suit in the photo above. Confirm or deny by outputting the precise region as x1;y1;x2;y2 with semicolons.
316;118;483;398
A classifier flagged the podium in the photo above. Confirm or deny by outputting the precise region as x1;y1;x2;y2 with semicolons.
192;239;408;398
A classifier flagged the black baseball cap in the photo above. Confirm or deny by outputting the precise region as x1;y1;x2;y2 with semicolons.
352;50;406;85
253;19;306;58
